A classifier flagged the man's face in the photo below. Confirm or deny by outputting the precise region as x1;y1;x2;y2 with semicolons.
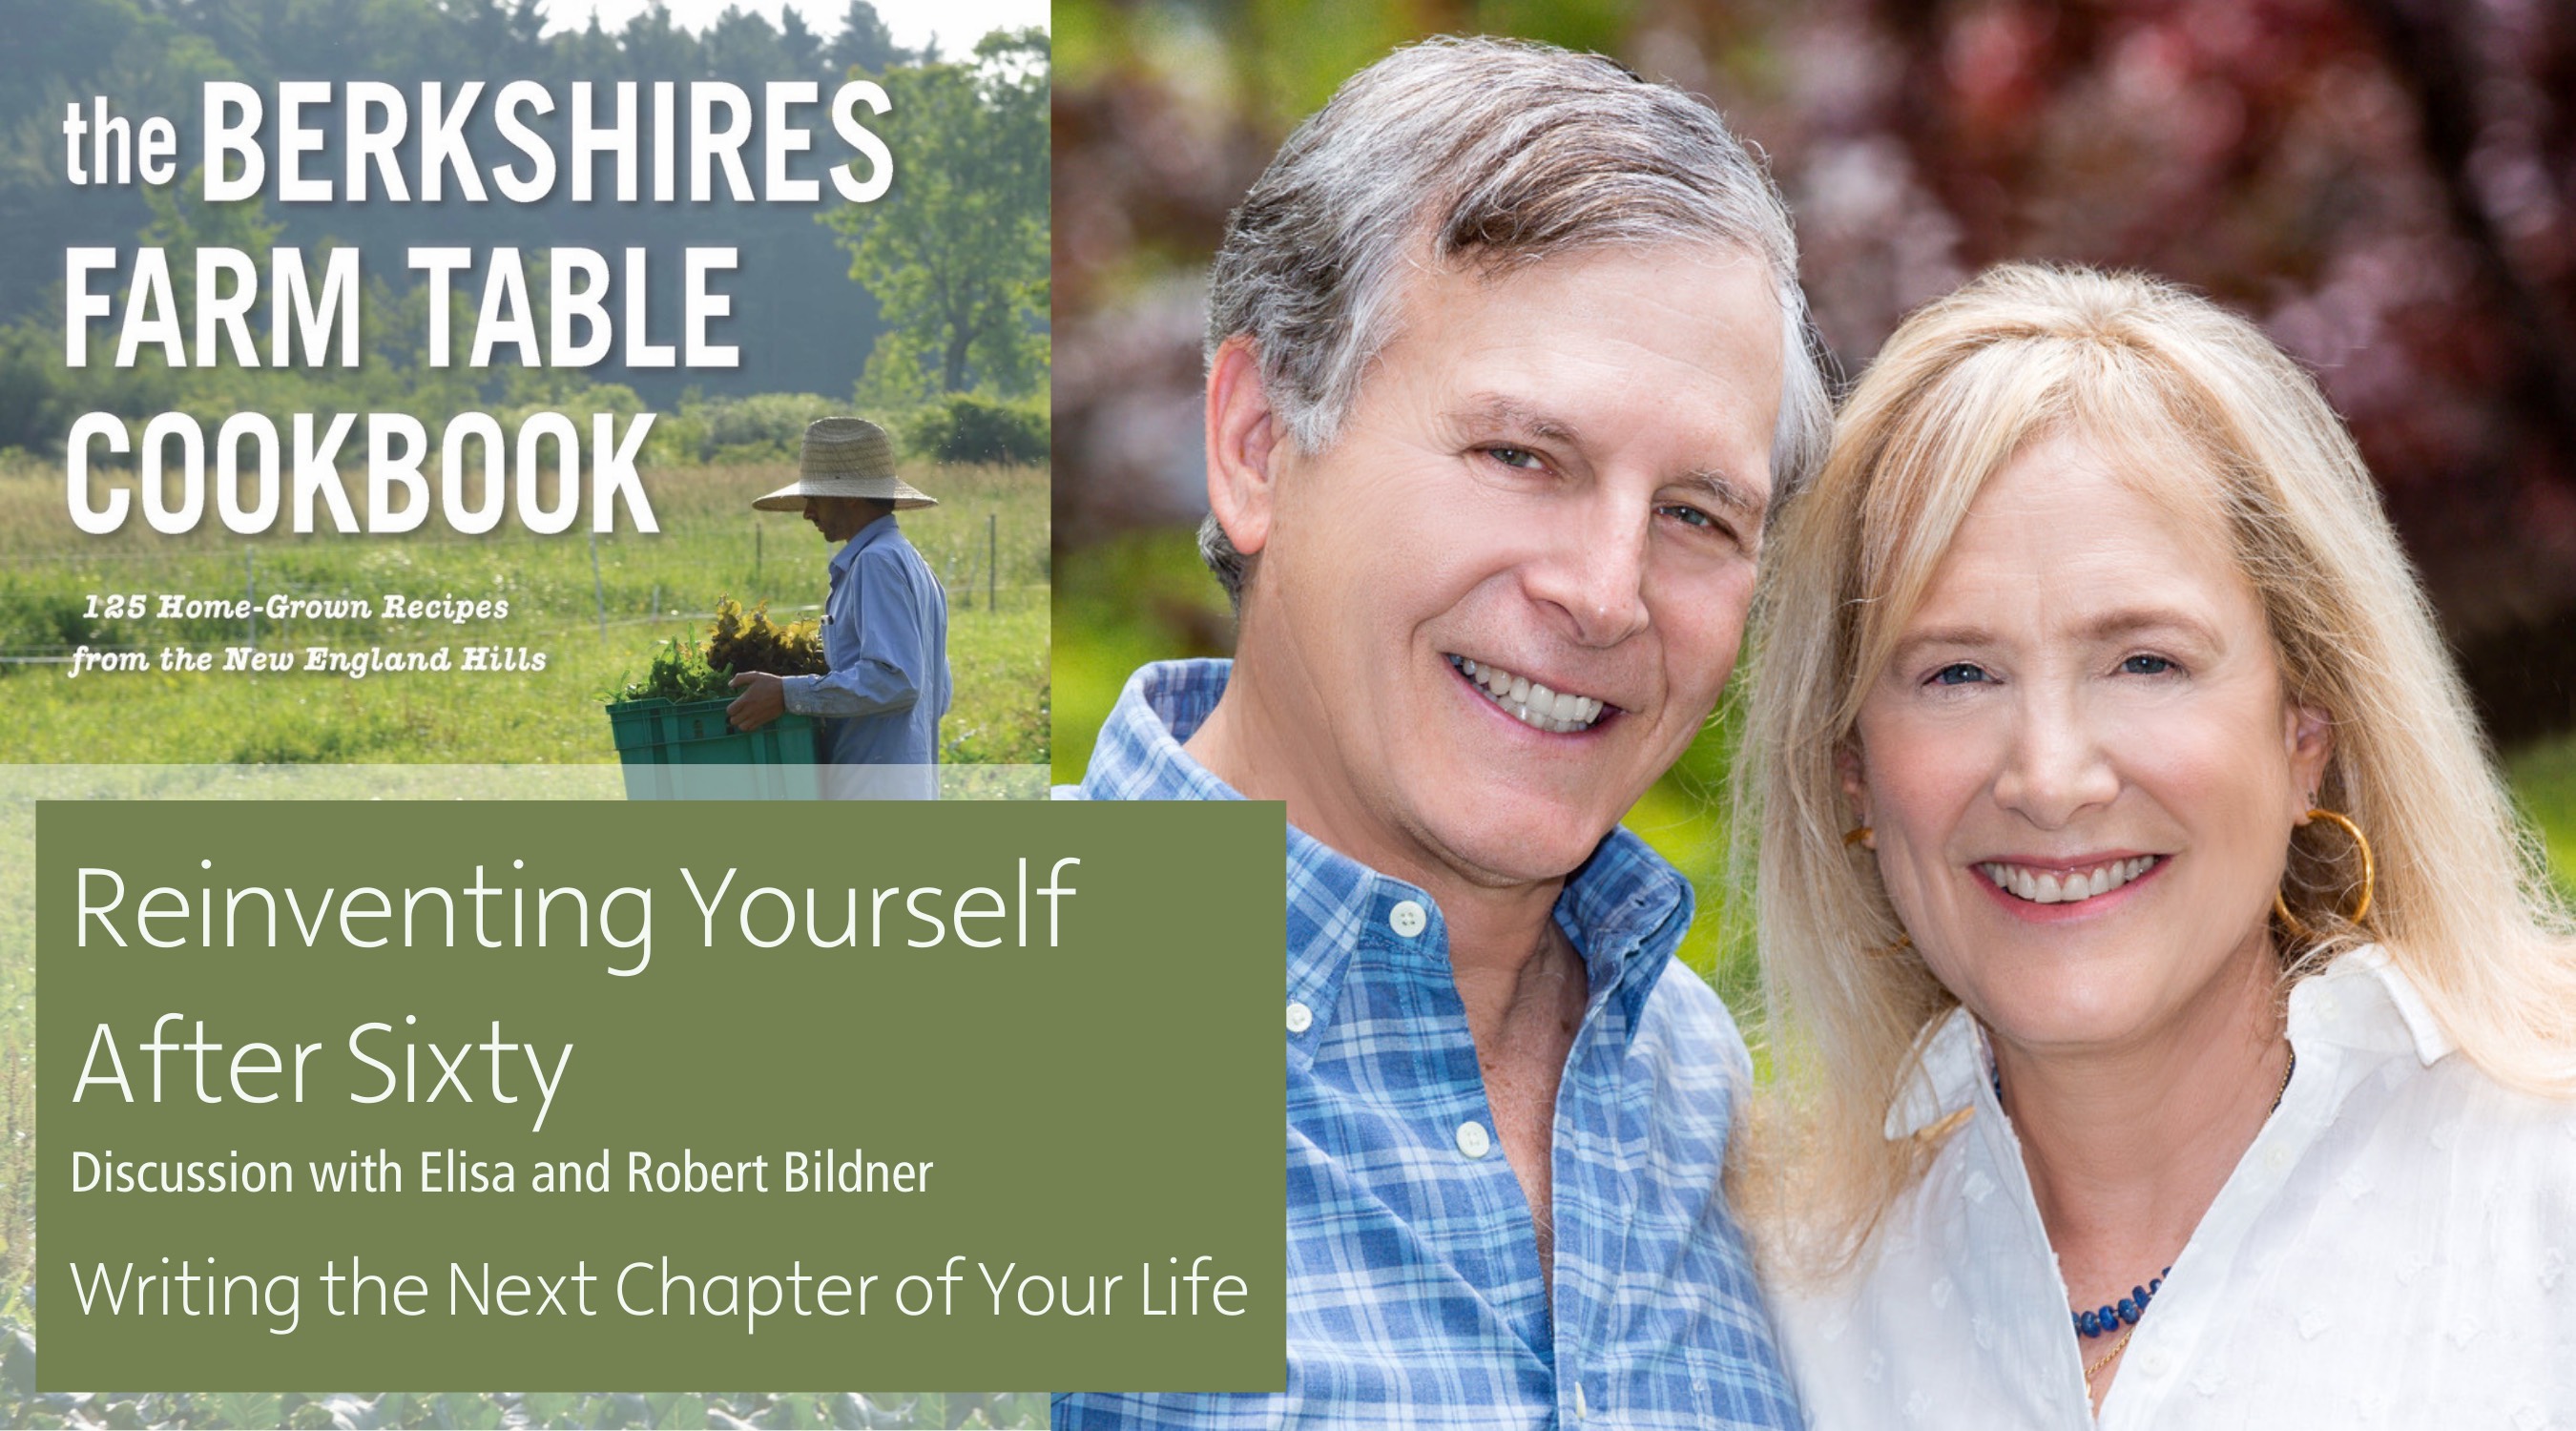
1238;243;1784;887
803;496;873;543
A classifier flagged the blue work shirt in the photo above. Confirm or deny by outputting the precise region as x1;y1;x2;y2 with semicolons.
1054;660;1797;1430
779;514;949;798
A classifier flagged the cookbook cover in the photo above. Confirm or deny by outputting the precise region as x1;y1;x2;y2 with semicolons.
2;1;1131;1423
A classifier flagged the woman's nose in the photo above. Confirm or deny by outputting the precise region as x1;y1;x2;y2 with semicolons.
1992;692;2119;827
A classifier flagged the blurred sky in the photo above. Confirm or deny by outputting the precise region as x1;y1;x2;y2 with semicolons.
539;0;1049;54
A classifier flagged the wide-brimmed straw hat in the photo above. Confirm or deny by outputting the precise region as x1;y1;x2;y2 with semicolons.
752;417;938;511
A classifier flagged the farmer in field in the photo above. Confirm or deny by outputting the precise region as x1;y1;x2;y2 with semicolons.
727;416;951;800
1054;38;1827;1428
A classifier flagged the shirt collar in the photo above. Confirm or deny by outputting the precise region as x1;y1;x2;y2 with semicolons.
1080;658;1695;1048
1076;659;1240;803
1883;944;2455;1140
829;514;899;575
2287;944;2457;1064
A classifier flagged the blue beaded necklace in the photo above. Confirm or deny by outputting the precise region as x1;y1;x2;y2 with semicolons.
2073;1270;2170;1338
1988;1047;2296;1340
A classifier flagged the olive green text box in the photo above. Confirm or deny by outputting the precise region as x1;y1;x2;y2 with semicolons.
38;799;1285;1389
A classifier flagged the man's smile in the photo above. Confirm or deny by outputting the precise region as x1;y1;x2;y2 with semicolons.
1444;653;1612;734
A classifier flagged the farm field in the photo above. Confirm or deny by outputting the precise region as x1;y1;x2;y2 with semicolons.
0;457;1049;766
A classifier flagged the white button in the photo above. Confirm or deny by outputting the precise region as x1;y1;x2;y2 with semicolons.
1285;1001;1313;1034
1389;900;1428;937
1456;1120;1492;1158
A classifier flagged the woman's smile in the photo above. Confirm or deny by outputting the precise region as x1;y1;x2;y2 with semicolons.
1973;852;2169;920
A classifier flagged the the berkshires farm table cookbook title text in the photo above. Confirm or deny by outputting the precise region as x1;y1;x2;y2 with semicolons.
55;79;891;537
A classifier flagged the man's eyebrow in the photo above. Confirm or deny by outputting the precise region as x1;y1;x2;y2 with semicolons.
1674;467;1768;523
1452;395;1770;520
1449;395;1579;444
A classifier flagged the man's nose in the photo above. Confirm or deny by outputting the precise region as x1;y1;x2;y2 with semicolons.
1525;494;1652;648
1992;690;2120;828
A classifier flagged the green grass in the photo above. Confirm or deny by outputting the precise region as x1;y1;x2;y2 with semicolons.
0;457;1049;765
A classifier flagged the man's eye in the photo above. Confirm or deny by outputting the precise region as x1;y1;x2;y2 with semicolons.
1659;504;1716;530
1929;662;1989;686
1484;446;1542;469
2121;654;2175;675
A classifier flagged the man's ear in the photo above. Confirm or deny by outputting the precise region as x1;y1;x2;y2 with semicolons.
1205;335;1285;562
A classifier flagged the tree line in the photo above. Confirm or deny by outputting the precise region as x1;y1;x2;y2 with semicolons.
0;0;1049;464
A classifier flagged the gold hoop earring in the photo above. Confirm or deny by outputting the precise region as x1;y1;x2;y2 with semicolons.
2273;807;2375;939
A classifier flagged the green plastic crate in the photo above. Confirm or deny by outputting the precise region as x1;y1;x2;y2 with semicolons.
605;695;822;800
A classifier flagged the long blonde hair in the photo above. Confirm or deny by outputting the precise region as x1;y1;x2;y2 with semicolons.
1735;262;2576;1281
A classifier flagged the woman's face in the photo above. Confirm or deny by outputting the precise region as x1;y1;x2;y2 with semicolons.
1844;431;2332;1059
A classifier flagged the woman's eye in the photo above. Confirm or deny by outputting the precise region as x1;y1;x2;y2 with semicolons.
2121;654;2174;675
1929;662;1989;687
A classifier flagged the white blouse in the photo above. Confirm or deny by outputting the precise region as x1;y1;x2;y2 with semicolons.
1769;946;2576;1429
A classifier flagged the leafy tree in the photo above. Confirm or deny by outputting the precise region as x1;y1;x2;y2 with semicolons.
550;13;625;82
705;5;789;84
615;3;701;79
779;5;823;73
823;0;913;76
822;30;1048;401
138;165;283;313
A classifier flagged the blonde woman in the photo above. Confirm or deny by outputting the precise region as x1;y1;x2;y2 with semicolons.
1737;263;2576;1426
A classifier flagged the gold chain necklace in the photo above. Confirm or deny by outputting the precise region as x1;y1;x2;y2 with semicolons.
2084;1322;2138;1381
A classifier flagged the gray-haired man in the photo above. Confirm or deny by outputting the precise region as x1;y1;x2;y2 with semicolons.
1057;36;1827;1430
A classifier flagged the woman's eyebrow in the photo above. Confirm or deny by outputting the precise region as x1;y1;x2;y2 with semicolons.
1884;610;2219;666
2080;607;2222;646
1886;624;1996;666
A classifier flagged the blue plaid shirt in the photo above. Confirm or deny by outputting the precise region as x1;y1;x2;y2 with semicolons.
1054;660;1797;1430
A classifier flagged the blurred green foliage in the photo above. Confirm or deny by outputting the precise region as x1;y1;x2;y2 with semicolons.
1053;0;2576;752
1054;0;1635;124
904;392;1052;465
2506;739;2576;904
